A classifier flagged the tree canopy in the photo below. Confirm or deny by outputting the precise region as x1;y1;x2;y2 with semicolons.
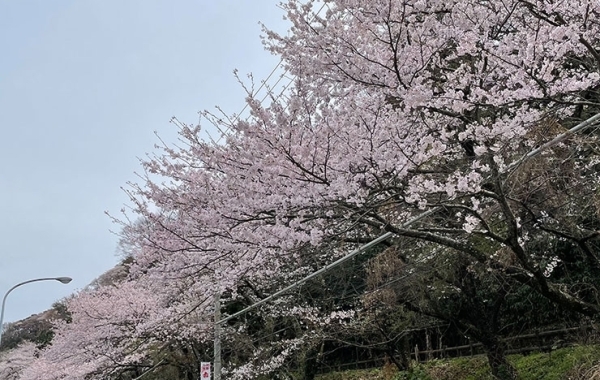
7;1;600;379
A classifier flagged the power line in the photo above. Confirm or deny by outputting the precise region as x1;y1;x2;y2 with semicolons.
507;113;600;171
216;208;440;325
214;111;600;326
215;1;328;143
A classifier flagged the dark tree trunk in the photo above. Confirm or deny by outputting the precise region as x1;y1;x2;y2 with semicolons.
484;340;517;380
386;347;407;371
303;346;319;380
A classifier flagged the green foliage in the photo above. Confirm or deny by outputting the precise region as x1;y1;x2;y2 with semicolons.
316;368;390;380
394;366;433;380
419;358;490;380
316;345;600;380
51;299;72;324
0;300;74;352
512;345;600;380
0;317;53;351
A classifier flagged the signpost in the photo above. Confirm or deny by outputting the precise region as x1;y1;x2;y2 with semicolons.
200;362;211;379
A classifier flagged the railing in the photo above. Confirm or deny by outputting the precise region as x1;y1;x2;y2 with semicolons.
412;326;588;362
315;324;595;374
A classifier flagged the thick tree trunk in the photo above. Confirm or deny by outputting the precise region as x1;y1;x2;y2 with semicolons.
484;341;517;380
385;347;407;371
303;346;319;380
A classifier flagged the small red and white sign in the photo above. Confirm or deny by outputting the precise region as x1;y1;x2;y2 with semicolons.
200;362;211;379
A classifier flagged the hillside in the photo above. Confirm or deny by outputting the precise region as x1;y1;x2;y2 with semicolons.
316;345;600;380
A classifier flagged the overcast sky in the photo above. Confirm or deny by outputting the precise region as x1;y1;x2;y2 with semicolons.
0;1;288;323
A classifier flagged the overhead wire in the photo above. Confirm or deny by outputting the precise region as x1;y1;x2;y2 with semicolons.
214;111;600;325
214;114;600;375
200;0;600;370
214;1;328;143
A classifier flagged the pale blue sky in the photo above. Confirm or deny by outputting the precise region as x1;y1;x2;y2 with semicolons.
0;1;287;323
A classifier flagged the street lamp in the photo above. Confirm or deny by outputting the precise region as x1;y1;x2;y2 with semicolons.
0;277;72;346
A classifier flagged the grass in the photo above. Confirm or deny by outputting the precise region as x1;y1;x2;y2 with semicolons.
315;345;600;380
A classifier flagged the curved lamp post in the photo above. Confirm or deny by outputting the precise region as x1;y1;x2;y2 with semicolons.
0;277;72;346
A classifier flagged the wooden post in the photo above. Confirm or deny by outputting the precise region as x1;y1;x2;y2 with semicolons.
426;330;432;361
414;344;419;363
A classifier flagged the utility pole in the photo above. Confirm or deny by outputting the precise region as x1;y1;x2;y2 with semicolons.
208;111;600;377
214;292;222;380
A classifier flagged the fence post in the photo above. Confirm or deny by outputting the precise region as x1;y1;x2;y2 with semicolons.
438;333;443;359
426;330;432;361
414;344;419;363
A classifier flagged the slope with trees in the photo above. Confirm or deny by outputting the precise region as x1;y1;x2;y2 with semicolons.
11;1;600;379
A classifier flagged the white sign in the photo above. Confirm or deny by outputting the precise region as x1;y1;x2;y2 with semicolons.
200;362;211;379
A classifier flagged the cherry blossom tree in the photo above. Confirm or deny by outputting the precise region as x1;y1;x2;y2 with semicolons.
0;342;37;380
19;279;204;380
22;0;600;378
120;0;600;377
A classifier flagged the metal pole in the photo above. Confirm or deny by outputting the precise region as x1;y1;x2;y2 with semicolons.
0;277;72;347
203;112;600;379
214;292;222;380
